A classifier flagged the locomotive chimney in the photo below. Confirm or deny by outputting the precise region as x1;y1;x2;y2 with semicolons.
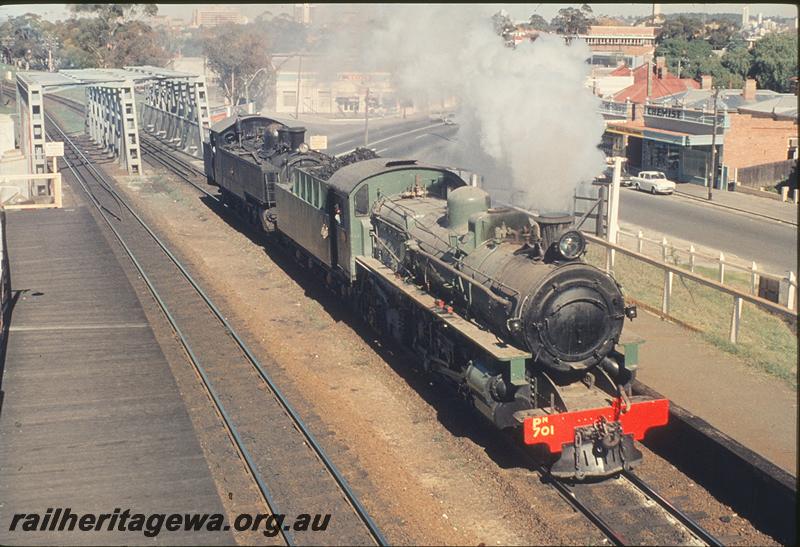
277;127;290;146
534;212;573;250
288;127;307;150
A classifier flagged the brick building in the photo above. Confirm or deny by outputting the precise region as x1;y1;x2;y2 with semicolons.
602;78;798;187
722;96;798;170
578;25;658;68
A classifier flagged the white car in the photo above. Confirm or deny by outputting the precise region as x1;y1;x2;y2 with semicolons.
442;114;457;125
632;171;676;195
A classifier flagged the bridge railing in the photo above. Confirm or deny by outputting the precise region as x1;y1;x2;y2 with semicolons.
0;173;63;210
0;210;9;346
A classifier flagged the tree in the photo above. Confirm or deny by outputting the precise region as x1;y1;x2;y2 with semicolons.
657;15;704;44
252;12;308;52
491;10;515;38
106;21;171;68
528;14;550;31
721;41;752;79
0;14;55;69
698;56;743;88
203;23;273;107
62;3;164;68
656;37;713;78
750;32;798;93
705;19;740;49
550;4;595;35
175;28;206;58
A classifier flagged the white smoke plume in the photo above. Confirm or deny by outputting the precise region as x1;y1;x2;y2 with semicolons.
322;4;607;212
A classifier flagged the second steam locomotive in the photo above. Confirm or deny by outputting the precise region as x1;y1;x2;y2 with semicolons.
203;114;669;479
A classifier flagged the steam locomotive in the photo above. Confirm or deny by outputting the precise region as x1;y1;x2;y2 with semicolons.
203;114;669;479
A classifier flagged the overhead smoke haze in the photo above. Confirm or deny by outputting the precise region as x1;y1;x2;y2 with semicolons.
321;5;607;212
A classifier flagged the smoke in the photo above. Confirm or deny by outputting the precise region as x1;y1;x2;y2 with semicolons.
322;5;607;212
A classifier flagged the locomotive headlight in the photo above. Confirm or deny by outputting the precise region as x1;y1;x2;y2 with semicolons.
558;231;585;260
298;143;310;153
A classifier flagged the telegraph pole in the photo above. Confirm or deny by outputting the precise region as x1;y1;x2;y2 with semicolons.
708;86;720;201
364;87;370;147
294;53;302;120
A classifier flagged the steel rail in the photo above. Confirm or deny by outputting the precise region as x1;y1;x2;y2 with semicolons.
531;456;722;546
45;111;388;547
517;445;723;546
139;135;206;177
43;93;219;201
108;110;716;547
138;139;219;200
623;471;723;547
44;92;720;547
45;117;294;546
543;476;628;546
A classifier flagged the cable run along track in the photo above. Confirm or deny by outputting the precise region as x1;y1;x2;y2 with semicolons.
45;93;724;546
43;109;387;547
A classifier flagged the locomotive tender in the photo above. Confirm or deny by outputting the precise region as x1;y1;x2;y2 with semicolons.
204;115;669;479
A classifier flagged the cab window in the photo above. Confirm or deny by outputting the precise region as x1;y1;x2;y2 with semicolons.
354;185;370;216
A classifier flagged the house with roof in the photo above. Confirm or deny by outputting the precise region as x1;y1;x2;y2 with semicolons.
610;58;700;103
649;80;798;189
600;76;797;189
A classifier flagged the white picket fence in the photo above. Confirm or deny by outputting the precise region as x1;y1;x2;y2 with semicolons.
615;228;797;310
590;233;796;345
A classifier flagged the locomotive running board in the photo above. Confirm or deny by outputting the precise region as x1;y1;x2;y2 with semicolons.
355;256;532;373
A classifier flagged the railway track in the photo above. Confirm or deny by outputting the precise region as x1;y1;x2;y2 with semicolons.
548;469;722;546
44;93;724;546
125;117;726;547
43;92;219;199
43;109;387;547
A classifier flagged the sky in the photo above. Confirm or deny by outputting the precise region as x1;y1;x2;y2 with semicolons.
0;3;798;22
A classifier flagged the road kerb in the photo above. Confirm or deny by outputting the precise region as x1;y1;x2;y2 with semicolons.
673;189;798;227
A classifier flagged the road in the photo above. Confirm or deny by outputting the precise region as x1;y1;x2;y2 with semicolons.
618;189;797;274
308;115;796;274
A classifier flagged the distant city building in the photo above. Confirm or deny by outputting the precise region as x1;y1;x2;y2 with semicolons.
272;56;401;117
147;15;186;30
579;26;658;68
742;5;750;27
191;7;247;28
293;3;316;25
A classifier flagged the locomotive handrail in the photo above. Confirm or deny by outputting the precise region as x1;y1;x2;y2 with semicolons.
375;198;522;300
584;233;796;320
407;242;515;312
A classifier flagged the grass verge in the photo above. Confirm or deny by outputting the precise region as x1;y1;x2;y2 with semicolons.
586;244;797;388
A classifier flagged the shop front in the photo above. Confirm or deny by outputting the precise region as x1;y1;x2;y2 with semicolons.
641;129;723;186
